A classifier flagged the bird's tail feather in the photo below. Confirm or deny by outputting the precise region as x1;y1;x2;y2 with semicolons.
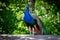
40;20;48;35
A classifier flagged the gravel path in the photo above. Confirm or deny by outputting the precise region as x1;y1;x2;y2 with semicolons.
0;34;60;40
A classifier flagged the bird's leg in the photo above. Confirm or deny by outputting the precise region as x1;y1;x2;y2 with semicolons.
29;26;31;35
32;27;34;36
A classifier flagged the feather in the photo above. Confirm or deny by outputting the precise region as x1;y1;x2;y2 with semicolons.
24;6;48;35
32;14;48;35
24;5;35;25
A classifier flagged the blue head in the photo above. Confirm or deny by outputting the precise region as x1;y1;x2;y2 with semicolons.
24;5;35;25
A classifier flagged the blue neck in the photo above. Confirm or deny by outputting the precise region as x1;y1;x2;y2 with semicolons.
24;6;35;25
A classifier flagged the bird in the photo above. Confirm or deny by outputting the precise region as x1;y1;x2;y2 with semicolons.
24;5;48;35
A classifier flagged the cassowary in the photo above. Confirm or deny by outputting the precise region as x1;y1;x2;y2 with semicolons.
24;6;48;35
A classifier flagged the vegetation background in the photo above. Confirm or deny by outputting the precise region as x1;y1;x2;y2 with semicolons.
0;0;60;35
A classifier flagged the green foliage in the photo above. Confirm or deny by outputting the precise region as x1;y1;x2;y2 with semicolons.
0;0;60;35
